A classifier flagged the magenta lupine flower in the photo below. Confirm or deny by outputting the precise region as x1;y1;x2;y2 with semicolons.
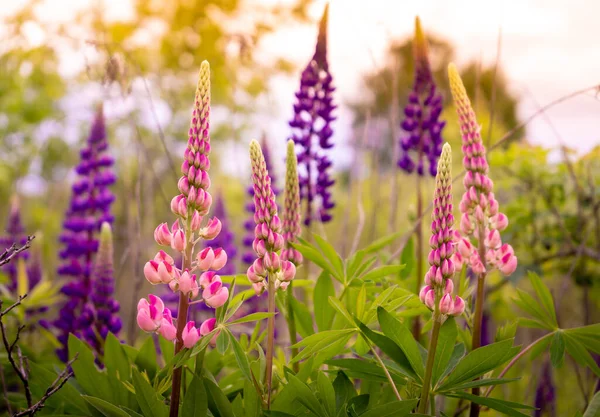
243;138;278;266
54;105;116;362
246;140;296;295
447;64;517;277
88;222;121;351
419;143;465;317
138;61;227;351
281;139;303;266
289;4;336;226
398;17;445;177
0;196;30;292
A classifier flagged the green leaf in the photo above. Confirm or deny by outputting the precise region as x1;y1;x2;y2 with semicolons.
550;331;565;368
438;377;519;392
293;239;342;281
83;396;131;417
359;399;419;417
182;375;208;417
315;272;336;331
291;330;356;364
228;330;252;380
159;337;174;364
514;289;555;330
228;312;275;325
432;318;458;385
446;392;532;417
564;333;600;378
328;296;355;327
437;344;466;384
377;307;424;378
104;333;131;381
132;369;168;417
286;373;329;416
399;237;414;280
243;379;260;417
317;372;336;417
355;284;367;320
326;359;405;385
438;339;518;390
68;335;113;401
362;231;403;254
359;265;405;283
527;272;558;327
565;324;600;354
134;337;157;380
290;297;315;337
583;392;600;417
313;234;345;280
346;394;370;416
204;378;235;417
216;329;230;354
333;371;356;417
356;320;417;380
347;250;367;279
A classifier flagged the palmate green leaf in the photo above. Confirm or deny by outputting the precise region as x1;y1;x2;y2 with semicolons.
227;312;275;325
399;237;414;280
377;307;424;378
564;333;600;378
437;339;518;391
293;238;342;282
228;330;252;381
527;272;558;327
333;371;357;417
286;373;329;416
347;250;366;279
359;399;419;417
313;234;345;279
432;318;458;385
514;289;555;330
182;374;208;417
517;317;548;330
352;256;378;281
328;296;356;326
317;372;336;417
204;378;235;417
565;324;600;354
291;329;356;364
68;335;113;401
82;396;131;417
315;272;336;331
132;369;168;417
583;392;600;417
359;265;405;283
104;332;131;381
355;320;417;380
313;335;355;369
550;331;565;368
290;297;316;337
445;392;534;417
362;231;404;254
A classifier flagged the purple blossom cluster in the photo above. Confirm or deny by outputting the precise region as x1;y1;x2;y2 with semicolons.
397;17;445;177
289;4;336;226
54;105;119;361
0;197;30;291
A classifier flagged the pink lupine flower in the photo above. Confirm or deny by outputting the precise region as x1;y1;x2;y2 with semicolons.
199;318;219;346
203;280;229;308
419;143;465;318
154;223;172;246
448;63;517;277
198;271;220;288
154;250;174;265
137;295;165;332
159;308;177;341
281;140;303;266
171;229;186;252
181;321;201;348
190;211;203;232
199;217;222;240
197;247;215;271
169;270;199;298
144;260;178;285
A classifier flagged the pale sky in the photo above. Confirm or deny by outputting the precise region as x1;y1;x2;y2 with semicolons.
3;0;600;163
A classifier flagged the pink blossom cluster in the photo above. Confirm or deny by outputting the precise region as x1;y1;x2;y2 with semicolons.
136;61;227;348
448;64;517;277
247;140;296;294
419;143;465;317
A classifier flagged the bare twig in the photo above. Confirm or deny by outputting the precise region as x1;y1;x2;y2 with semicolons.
0;237;35;267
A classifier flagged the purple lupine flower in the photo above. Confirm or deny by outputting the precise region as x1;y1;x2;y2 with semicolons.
204;192;237;276
0;196;29;291
54;105;116;361
534;361;556;417
289;4;336;226
398;17;445;177
243;137;278;266
87;222;121;352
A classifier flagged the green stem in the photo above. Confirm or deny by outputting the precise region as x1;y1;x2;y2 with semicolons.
265;277;276;408
286;281;299;373
418;313;442;413
370;343;402;401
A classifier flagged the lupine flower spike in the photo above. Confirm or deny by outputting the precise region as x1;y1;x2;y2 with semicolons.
243;137;278;266
88;222;121;352
418;143;464;414
0;196;30;292
137;61;229;417
247;139;296;407
448;63;517;416
204;192;237;276
398;17;445;176
289;3;336;226
54;105;116;361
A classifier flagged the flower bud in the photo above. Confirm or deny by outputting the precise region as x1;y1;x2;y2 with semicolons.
154;223;172;246
190;210;202;232
492;213;508;231
181;321;201;348
485;229;501;249
178;176;190;195
439;293;453;314
200;217;221;240
499;253;518;276
444;278;454;294
203;281;229;308
281;260;296;282
448;296;466;316
253;238;267;257
196;247;215;271
264;252;281;272
175;271;199;298
154;250;174;265
458;238;473;257
199;271;219;289
419;285;432;303
252;281;266;296
171;229;186;252
211;248;227;271
144;261;162;285
199;317;216;335
253;258;267;277
424;289;435;310
470;253;486;274
157;261;178;284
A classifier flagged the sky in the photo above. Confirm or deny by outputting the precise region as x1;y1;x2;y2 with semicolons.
3;0;600;166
